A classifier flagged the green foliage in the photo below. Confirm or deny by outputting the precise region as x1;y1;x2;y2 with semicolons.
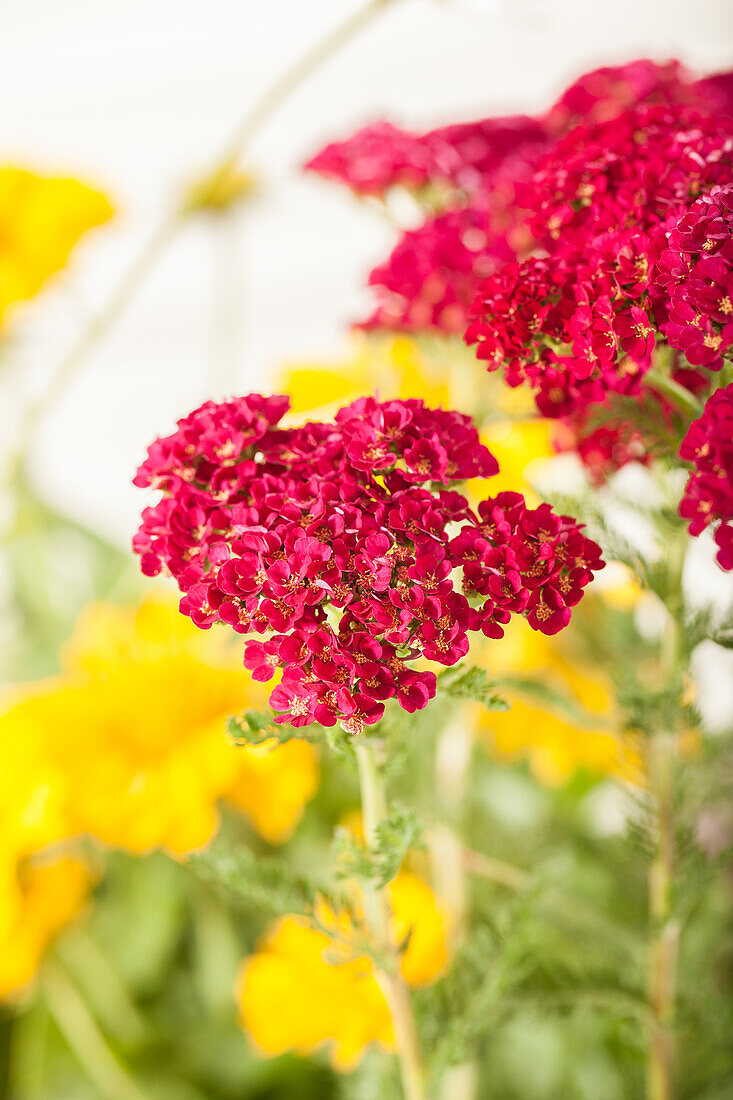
189;836;327;919
333;804;422;887
437;664;509;711
227;709;323;746
2;484;137;682
4;399;733;1100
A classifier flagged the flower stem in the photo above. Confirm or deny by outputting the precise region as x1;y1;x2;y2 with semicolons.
354;738;427;1100
430;714;477;1100
430;715;473;943
644;371;703;420
7;0;401;482
646;733;679;1100
646;545;683;1100
42;959;149;1100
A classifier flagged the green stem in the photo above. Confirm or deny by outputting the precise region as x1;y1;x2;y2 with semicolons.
354;739;427;1100
644;371;703;420
647;735;678;1100
430;714;476;1100
431;714;473;945
9;998;50;1098
55;928;148;1047
6;0;402;483
42;960;149;1100
646;546;683;1100
460;846;529;891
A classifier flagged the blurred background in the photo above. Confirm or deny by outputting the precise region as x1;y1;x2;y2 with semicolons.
1;3;733;1099
1;0;732;545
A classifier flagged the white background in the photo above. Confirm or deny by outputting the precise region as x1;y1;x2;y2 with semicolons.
0;0;732;543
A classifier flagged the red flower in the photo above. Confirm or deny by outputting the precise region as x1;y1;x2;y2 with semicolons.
134;395;603;729
679;384;733;570
651;185;733;371
360;205;515;335
526;588;571;635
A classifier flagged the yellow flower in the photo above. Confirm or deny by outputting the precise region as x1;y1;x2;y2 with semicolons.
238;871;447;1070
0;714;67;863
226;739;320;845
0;705;90;1000
0;598;318;856
596;562;645;609
479;618;638;786
0;166;112;326
280;335;449;421
469;417;555;504
0;854;91;1001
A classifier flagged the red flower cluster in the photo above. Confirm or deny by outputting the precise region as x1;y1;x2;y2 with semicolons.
523;105;733;250
554;419;651;487
465;104;733;419
304;115;547;200
360;205;514;334
305;115;547;335
544;59;701;133
652;185;733;371
306;60;733;350
693;69;733;119
133;395;603;732
679;384;733;571
465;239;656;418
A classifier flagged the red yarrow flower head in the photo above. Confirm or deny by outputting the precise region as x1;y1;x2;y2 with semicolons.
466;105;733;423
679;383;733;570
651;185;733;371
134;394;603;730
360;204;515;335
545;59;699;134
304;115;548;202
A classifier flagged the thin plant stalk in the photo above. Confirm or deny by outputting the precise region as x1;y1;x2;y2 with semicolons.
354;738;427;1100
430;713;473;946
7;0;402;482
428;344;483;1100
431;713;478;1100
647;732;679;1100
644;370;703;419
42;959;149;1100
646;541;684;1100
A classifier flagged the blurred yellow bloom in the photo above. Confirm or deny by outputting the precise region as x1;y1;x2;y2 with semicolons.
238;870;446;1070
0;706;90;999
470;417;555;504
480;618;638;786
0;166;112;326
0;716;66;862
596;562;645;609
226;739;319;845
0;854;91;1001
280;335;448;420
0;598;318;856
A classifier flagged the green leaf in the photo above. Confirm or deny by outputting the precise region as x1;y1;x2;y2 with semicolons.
333;804;423;888
189;839;319;917
437;665;509;712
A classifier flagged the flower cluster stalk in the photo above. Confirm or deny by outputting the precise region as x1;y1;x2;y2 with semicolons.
6;0;402;485
431;713;478;1100
646;542;684;1100
355;738;427;1100
647;732;679;1100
